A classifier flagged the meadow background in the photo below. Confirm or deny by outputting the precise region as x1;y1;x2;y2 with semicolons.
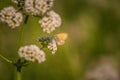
0;0;120;80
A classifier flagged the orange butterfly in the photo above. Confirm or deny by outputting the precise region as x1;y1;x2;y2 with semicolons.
54;33;68;45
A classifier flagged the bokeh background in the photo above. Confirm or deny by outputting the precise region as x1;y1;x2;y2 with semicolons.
0;0;120;80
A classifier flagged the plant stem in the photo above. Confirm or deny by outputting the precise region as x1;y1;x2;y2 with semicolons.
17;71;22;80
17;15;29;80
24;15;29;24
19;25;25;47
18;15;29;47
0;54;12;63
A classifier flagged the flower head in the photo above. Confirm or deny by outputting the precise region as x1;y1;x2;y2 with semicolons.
48;38;57;54
18;45;46;63
0;6;23;28
39;10;61;33
24;0;53;15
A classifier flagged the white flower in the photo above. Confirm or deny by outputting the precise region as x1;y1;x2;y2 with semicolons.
24;0;53;15
18;45;46;63
0;6;23;28
39;10;61;33
86;57;119;80
48;38;57;54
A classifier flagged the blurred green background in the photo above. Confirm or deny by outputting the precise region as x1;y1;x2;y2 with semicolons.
0;0;120;80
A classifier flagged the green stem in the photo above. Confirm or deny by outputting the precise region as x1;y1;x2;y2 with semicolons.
0;54;12;63
18;15;29;47
24;15;29;24
17;71;22;80
18;24;26;47
17;15;29;80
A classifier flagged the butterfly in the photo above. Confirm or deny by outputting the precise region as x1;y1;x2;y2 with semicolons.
54;33;68;45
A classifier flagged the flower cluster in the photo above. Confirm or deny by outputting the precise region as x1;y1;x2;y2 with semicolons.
48;38;57;54
18;45;46;63
39;10;61;33
0;6;23;28
86;58;119;80
0;0;61;33
24;0;53;15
